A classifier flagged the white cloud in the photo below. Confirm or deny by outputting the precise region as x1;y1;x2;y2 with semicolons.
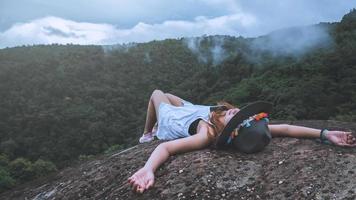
0;13;257;48
0;17;118;47
1;0;354;48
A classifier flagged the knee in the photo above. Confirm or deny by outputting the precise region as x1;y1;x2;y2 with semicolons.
152;89;164;95
151;89;164;98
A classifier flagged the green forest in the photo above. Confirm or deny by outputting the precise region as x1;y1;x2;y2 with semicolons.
0;9;355;191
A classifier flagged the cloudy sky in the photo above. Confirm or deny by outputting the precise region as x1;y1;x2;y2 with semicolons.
0;0;355;48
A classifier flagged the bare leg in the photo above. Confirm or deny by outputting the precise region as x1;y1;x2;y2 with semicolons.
143;90;171;134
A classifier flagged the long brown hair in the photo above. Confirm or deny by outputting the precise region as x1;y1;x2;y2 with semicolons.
208;101;237;139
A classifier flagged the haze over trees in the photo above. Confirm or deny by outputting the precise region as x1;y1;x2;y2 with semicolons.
0;9;355;192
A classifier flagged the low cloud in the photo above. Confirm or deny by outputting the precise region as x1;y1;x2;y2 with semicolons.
0;13;257;48
249;24;333;58
183;36;229;66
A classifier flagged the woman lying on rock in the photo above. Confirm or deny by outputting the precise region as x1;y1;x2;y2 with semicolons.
128;89;356;193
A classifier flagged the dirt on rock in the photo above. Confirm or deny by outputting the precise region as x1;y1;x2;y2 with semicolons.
1;120;356;200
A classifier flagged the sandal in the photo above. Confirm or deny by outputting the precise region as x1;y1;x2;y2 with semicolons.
139;132;156;143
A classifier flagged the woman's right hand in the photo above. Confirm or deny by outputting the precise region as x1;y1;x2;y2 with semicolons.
127;167;155;193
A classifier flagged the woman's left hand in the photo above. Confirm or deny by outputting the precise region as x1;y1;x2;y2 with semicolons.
326;131;356;147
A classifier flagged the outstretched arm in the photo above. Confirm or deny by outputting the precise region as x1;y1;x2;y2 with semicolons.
269;124;356;147
128;126;213;193
269;124;320;138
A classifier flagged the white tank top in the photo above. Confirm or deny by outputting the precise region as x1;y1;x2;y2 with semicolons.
156;100;214;140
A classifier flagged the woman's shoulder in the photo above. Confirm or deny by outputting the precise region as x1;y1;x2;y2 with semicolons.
198;120;216;137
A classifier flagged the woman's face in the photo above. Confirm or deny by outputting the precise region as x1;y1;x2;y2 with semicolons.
223;108;240;125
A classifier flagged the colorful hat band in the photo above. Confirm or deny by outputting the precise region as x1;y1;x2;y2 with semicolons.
227;112;269;144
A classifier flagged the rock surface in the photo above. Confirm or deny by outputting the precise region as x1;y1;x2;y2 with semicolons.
1;120;356;200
